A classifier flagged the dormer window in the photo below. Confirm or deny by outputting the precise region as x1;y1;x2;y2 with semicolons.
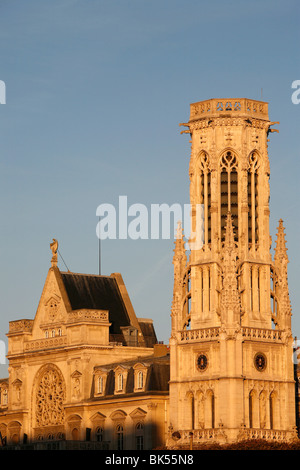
117;373;123;392
98;376;104;394
94;369;108;397
133;363;149;392
114;366;129;394
137;371;144;389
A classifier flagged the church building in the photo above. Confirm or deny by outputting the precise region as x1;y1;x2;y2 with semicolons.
0;98;298;449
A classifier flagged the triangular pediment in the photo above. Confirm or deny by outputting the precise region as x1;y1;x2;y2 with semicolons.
71;370;82;379
31;266;72;339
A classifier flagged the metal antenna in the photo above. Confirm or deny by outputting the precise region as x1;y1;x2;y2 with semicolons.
58;249;70;272
98;216;101;275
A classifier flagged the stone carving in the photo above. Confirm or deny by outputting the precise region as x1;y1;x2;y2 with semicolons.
50;239;58;267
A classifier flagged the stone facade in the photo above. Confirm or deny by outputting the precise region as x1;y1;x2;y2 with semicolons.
0;98;298;450
0;263;169;450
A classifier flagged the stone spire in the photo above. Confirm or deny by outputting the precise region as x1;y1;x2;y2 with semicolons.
274;219;292;330
171;222;187;332
274;219;289;264
219;213;243;327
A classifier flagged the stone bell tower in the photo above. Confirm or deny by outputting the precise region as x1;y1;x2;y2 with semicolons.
168;98;296;445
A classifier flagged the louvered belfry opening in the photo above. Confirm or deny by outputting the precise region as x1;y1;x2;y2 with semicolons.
220;151;238;242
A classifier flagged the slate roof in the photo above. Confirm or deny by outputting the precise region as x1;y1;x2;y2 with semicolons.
60;272;131;336
92;353;170;397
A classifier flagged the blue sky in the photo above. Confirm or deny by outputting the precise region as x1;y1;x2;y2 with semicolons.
0;0;299;377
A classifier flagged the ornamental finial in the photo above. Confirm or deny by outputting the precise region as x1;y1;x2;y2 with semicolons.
50;238;58;267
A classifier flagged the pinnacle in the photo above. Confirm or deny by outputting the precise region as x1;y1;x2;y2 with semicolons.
274;218;288;260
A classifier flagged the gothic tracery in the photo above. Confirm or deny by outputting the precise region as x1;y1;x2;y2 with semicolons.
35;365;65;427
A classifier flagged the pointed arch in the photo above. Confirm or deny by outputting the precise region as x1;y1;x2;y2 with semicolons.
190;151;211;246
205;389;215;429
219;149;239;242
247;151;261;246
259;390;267;429
249;389;259;428
185;391;195;430
269;390;279;430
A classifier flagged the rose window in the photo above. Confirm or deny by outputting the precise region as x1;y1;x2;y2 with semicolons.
36;367;65;426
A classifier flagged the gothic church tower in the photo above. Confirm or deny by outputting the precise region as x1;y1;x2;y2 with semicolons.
169;98;296;445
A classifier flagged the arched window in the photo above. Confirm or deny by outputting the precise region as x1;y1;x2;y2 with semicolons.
135;422;144;450
98;376;103;394
220;151;238;241
117;374;123;391
198;153;211;245
137;371;143;389
95;426;103;442
248;152;259;246
269;391;278;430
116;424;124;450
249;390;258;428
205;390;215;429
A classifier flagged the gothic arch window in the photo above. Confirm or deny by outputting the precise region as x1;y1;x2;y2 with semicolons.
35;364;66;427
248;152;259;246
182;268;191;329
270;268;279;329
197;153;211;245
205;390;215;429
220;151;238;242
249;389;258;428
186;392;195;430
198;265;211;315
269;391;278;430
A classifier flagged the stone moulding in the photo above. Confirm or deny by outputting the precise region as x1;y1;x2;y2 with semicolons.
8;319;34;334
180;327;220;343
237;428;298;442
68;309;109;322
170;428;228;446
188;98;269;122
179;327;283;343
241;327;282;342
25;336;67;352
